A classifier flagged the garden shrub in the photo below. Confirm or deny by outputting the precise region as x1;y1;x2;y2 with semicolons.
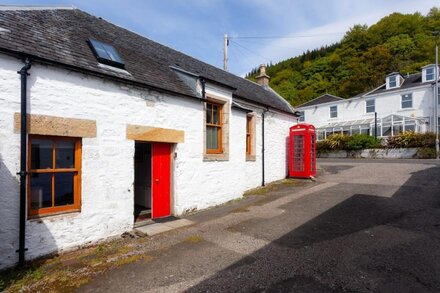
326;134;352;150
386;132;435;148
345;134;382;150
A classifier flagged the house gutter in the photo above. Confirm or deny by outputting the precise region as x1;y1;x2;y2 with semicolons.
17;58;31;266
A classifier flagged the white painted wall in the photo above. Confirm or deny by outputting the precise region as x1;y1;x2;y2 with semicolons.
298;85;436;130
0;54;295;268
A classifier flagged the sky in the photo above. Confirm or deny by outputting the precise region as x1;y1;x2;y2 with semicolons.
3;0;439;76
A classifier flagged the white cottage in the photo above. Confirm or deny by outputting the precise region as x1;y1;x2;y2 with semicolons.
0;6;296;269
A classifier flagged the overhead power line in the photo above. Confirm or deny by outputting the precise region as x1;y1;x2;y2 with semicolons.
229;40;271;61
228;32;345;40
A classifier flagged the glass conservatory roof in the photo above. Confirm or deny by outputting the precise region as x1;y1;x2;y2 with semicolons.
317;114;426;129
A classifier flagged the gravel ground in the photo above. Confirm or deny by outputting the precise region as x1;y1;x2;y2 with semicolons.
78;159;440;293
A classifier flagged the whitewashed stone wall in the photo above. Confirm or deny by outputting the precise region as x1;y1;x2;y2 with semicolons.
0;54;295;269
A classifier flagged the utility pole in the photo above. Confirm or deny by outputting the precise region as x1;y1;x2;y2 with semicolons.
223;34;228;71
434;31;439;160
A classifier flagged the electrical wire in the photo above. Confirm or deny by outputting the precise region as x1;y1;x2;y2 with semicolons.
229;40;271;61
228;32;345;40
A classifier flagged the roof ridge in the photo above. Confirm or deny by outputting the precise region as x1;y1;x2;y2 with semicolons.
296;93;343;107
0;5;75;11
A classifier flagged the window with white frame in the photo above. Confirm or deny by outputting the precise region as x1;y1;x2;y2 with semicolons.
389;75;397;88
426;67;435;81
366;99;375;113
401;93;413;109
299;111;305;122
329;105;337;118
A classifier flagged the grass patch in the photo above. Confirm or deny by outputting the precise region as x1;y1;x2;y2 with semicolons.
0;237;149;292
183;235;204;243
243;178;299;196
0;265;44;292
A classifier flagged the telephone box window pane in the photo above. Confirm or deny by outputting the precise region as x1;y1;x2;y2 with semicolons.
31;139;53;169
30;173;52;209
56;141;75;168
54;173;74;206
293;135;304;171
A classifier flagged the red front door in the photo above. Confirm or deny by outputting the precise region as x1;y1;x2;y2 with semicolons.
151;143;171;219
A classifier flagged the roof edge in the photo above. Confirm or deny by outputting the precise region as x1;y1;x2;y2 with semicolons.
0;5;75;11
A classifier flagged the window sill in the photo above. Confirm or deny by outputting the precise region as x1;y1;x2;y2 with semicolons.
203;153;229;161
246;154;256;161
397;108;415;111
28;209;81;223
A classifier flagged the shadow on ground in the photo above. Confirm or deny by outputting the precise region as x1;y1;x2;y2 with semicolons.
186;165;440;292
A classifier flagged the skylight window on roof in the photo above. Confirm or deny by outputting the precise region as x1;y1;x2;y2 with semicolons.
88;39;124;69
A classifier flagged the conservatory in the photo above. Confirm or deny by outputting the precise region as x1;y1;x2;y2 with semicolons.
316;114;427;141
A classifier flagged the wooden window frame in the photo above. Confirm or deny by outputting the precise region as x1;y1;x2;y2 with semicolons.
246;115;252;155
206;101;223;154
28;135;82;217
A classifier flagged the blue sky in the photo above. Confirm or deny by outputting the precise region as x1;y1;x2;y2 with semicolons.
4;0;439;76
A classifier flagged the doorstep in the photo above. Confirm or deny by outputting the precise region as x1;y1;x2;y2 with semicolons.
134;218;194;236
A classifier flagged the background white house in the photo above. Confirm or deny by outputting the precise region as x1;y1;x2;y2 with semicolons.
296;65;439;140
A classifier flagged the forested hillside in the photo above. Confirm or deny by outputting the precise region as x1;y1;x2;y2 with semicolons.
246;8;440;106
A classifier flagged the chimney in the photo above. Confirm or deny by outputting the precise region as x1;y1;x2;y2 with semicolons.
256;64;270;87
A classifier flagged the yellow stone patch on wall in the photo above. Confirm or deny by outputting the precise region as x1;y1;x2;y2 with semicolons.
14;113;97;138
126;124;184;143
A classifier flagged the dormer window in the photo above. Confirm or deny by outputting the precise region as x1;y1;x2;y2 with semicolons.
386;73;402;89
389;75;397;88
88;39;125;69
426;67;435;81
422;64;438;83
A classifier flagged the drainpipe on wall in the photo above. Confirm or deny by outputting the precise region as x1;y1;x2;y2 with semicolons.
17;58;31;267
261;108;269;186
200;78;206;100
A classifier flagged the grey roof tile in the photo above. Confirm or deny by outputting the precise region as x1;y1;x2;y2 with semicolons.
0;8;293;113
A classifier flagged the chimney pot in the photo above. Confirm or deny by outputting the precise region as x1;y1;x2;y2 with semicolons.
256;64;270;87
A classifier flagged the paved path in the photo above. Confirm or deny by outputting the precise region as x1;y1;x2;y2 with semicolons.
78;159;440;292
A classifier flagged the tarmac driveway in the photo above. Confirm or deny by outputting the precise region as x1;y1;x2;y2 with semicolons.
79;159;440;292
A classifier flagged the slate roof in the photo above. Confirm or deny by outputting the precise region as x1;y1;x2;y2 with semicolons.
0;7;294;114
297;94;344;108
364;73;424;96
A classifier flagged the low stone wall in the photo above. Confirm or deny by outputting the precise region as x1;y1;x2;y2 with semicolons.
318;148;419;159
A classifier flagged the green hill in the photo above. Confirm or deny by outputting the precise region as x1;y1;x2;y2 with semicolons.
246;7;440;106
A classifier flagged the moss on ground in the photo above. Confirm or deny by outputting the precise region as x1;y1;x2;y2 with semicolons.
243;178;299;196
0;239;150;293
183;235;204;243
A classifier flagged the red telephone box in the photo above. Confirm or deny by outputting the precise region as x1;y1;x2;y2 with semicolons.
289;123;316;178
